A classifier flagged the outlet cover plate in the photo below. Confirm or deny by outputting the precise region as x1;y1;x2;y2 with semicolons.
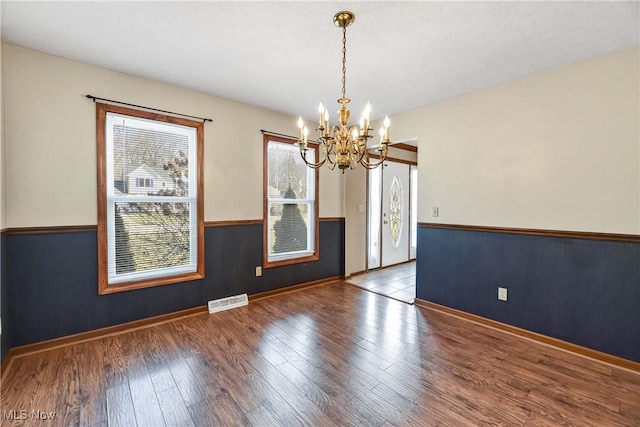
498;287;508;301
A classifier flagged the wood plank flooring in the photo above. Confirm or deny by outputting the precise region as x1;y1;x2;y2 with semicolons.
348;262;416;303
2;282;639;426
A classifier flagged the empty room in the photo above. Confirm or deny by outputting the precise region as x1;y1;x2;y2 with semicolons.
0;1;639;426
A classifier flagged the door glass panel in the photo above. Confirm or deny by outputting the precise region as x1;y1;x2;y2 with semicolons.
368;168;381;268
389;176;403;247
410;165;417;259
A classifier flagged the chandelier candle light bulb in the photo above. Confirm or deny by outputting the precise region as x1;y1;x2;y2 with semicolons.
318;104;324;126
384;115;390;140
296;11;390;171
364;103;371;130
297;116;304;140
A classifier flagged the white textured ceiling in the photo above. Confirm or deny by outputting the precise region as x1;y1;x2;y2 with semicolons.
1;1;638;124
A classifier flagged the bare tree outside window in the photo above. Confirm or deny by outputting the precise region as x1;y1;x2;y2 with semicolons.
97;103;204;294
123;151;191;270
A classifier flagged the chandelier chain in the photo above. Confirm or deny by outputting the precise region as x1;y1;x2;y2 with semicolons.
341;24;347;100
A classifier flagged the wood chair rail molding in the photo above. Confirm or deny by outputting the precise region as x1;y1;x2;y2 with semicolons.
5;225;97;235
4;218;346;235
419;222;640;243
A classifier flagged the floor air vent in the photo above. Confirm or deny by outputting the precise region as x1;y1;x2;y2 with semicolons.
208;294;248;314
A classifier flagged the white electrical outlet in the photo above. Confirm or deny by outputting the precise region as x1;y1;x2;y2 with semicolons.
432;207;439;217
255;266;262;277
498;287;508;301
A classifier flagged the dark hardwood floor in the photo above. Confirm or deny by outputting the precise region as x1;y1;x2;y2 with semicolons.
1;282;639;426
348;262;416;303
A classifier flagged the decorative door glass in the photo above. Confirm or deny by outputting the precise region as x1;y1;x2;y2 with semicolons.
389;176;403;247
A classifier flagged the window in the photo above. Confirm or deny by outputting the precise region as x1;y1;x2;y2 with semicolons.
368;167;382;269
135;178;153;187
97;103;204;294
410;165;418;259
263;134;319;268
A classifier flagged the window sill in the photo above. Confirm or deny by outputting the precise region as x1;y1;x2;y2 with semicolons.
263;253;319;269
99;271;204;295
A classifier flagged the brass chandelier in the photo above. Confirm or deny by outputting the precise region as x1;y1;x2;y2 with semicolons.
297;11;390;171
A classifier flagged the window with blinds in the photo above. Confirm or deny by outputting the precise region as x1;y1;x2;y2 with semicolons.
263;135;319;267
97;103;204;294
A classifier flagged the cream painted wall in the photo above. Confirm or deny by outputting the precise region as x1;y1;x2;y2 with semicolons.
391;46;640;234
345;166;367;276
2;44;343;227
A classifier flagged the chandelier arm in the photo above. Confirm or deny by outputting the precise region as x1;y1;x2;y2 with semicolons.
321;136;338;167
331;124;341;140
300;155;325;169
347;125;361;167
328;126;341;163
299;144;327;169
359;157;385;169
355;136;369;163
325;135;336;157
350;150;358;170
359;149;389;169
326;145;337;166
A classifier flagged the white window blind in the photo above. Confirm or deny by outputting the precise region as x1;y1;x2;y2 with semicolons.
266;140;315;262
105;113;198;284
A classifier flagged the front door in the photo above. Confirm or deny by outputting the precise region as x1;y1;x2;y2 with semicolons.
381;161;410;267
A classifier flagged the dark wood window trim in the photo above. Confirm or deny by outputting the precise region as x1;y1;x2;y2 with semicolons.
96;103;205;295
391;143;418;153
368;153;417;166
262;134;320;269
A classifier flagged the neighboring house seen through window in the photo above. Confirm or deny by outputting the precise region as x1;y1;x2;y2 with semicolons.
263;134;319;268
97;103;204;294
135;178;153;188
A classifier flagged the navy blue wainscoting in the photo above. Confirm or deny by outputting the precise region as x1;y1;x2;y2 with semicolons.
6;220;344;347
1;233;9;363
417;226;640;362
